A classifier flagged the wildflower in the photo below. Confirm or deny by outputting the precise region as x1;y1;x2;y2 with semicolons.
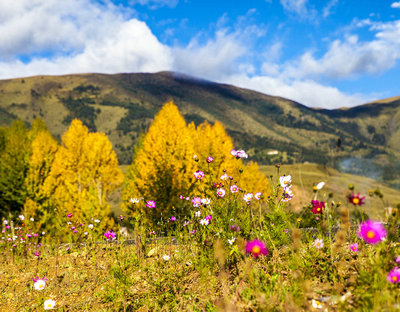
281;188;293;202
217;188;226;197
230;149;237;157
190;229;196;234
130;198;140;204
193;154;198;160
44;299;56;310
183;221;189;226
3;220;7;225
205;215;212;221
230;185;239;193
146;200;156;208
192;197;202;207
254;192;262;200
200;218;210;226
30;218;34;222
34;278;46;290
284;229;289;234
201;198;210;205
18;215;24;221
395;256;400;264
150;231;156;235
228;237;236;245
163;255;170;261
358;220;386;244
170;216;177;222
311;299;323;309
348;192;365;206
206;156;213;163
88;224;94;229
35;252;41;257
220;173;228;180
94;219;100;223
194;211;201;217
311;200;325;214
245;239;268;258
213;182;222;188
349;243;359;252
231;224;240;232
316;182;325;190
67;213;73;218
84;232;88;235
237;150;248;158
279;175;292;188
387;267;400;283
313;238;324;249
243;193;253;202
104;230;116;240
194;170;205;180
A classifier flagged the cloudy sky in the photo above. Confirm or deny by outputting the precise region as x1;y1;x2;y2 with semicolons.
1;0;400;108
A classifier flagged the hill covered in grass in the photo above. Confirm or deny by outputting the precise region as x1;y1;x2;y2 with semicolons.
0;72;399;187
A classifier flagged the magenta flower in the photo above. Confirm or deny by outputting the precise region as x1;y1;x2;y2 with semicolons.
67;213;73;218
194;170;205;180
245;239;268;258
387;267;400;283
192;197;202;207
348;192;365;206
230;185;239;193
311;200;325;214
170;216;177;222
206;156;214;163
349;243;359;252
146;200;156;208
358;220;387;244
104;230;116;240
205;215;212;221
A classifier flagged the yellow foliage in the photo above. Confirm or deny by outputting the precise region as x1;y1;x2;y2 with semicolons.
123;101;270;224
44;119;123;227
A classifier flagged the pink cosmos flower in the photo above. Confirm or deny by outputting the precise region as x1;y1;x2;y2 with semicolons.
230;185;239;193
217;188;226;197
67;213;73;218
313;238;324;249
243;193;253;202
311;200;325;214
205;215;212;221
206;156;214;163
245;239;268;258
281;188;293;202
358;220;387;244
349;243;359;252
104;230;116;240
170;216;177;222
194;170;205;180
192;197;202;207
254;192;262;200
348;192;365;206
146;200;156;208
387;267;400;283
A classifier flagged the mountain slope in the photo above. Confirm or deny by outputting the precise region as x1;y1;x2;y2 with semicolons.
0;71;399;187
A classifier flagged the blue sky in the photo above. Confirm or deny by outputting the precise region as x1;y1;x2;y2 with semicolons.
1;0;400;108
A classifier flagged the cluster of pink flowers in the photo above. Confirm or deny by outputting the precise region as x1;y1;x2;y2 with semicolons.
104;230;116;240
230;149;248;159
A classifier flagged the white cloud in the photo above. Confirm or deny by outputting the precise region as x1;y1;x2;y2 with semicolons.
280;0;308;15
129;0;178;9
0;0;172;78
323;0;338;18
282;20;400;80
391;2;400;9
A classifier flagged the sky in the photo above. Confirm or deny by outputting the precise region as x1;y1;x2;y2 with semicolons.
1;0;400;109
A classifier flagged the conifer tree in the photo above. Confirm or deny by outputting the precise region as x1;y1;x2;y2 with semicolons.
122;101;196;223
43;119;123;228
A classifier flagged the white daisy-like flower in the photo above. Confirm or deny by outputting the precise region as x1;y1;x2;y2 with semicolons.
311;299;323;309
200;219;210;226
18;215;24;221
194;211;201;217
230;185;239;193
254;192;262;200
130;198;140;204
313;238;324;249
279;175;292;188
316;182;325;190
88;224;94;229
243;193;253;202
34;279;46;291
201;198;211;205
228;237;236;245
84;232;88;235
30;218;34;222
44;299;56;310
217;188;226;197
163;255;170;261
220;173;228;180
281;187;294;202
94;219;100;223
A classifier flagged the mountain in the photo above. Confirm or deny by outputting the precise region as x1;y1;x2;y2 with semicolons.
0;71;399;187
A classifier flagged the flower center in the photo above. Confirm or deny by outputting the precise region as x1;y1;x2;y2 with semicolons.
252;246;261;254
367;230;375;239
317;208;320;211
393;276;398;282
353;198;360;204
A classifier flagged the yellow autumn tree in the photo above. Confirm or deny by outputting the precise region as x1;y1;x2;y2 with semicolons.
122;101;196;223
24;128;58;229
123;101;270;225
43;119;123;229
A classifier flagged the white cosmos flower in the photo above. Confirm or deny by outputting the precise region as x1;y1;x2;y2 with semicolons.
88;224;94;229
163;255;170;261
34;279;46;291
243;193;253;202
94;219;100;223
201;198;211;205
228;237;236;245
311;299;323;309
316;182;325;190
279;175;292;188
220;173;228;180
194;211;201;217
200;219;210;226
44;299;56;310
130;198;140;204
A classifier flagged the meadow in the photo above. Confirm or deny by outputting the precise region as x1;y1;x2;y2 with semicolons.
2;157;400;311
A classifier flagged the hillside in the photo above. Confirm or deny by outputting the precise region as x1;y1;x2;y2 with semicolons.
0;71;399;187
